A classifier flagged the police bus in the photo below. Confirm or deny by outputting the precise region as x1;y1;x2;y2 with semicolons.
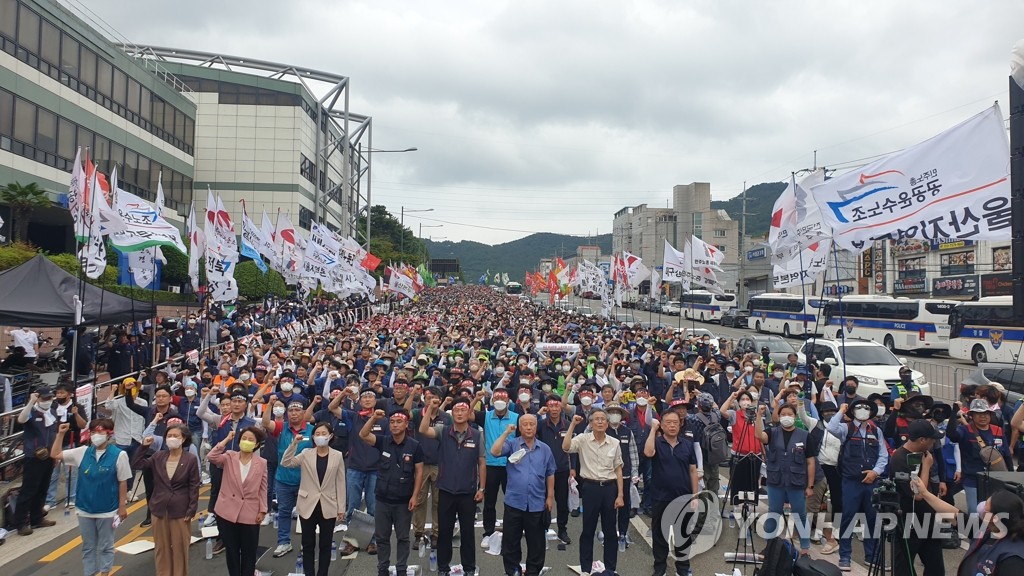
821;295;956;354
505;281;523;295
948;296;1022;364
747;292;829;338
680;290;737;323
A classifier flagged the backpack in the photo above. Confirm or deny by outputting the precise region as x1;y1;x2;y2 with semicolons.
697;412;730;467
755;536;798;576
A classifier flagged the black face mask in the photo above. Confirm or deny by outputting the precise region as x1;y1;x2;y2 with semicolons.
900;374;912;384
846;386;858;396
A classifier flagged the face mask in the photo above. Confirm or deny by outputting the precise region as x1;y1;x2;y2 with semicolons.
37;401;52;411
636;397;649;407
744;366;753;373
518;360;528;366
519;392;532;403
520;379;531;387
236;359;247;367
577;378;586;385
846;386;858;396
185;388;196;398
219;370;228;377
313;436;330;447
596;368;606;376
739;400;751;409
281;383;294;393
495;368;505;376
239;440;257;453
609;413;622;425
853;407;872;421
273;406;285;417
702;339;710;344
492;400;508;412
240;374;251;381
753;360;762;367
90;434;108;447
165;437;183;450
188;320;196;326
580;396;594;407
779;416;795;428
901;374;912;384
876;405;887;416
542;384;552;393
774;371;783;379
726;367;736;375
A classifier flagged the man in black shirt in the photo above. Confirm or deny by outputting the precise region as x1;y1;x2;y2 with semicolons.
888;419;944;576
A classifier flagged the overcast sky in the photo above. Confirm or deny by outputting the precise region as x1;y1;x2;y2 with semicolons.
80;0;1023;245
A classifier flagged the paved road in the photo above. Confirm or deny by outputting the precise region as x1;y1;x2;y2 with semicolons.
4;465;971;576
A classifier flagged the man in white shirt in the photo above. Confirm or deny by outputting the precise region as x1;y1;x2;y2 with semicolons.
8;327;39;360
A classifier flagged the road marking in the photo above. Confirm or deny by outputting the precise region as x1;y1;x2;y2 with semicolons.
39;484;211;563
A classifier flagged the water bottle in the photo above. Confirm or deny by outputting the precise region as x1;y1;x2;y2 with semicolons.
419;536;428;558
205;538;213;560
728;513;736;529
331;540;337;561
429;548;437;572
618;535;626;552
295;554;304;573
64;506;70;519
273;512;279;529
597;530;604;543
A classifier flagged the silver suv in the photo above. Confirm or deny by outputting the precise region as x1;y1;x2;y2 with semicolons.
798;338;928;398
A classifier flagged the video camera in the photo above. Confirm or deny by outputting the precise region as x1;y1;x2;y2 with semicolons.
871;479;901;514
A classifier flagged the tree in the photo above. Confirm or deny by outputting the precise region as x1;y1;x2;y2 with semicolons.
233;260;288;299
356;205;428;273
0;182;51;242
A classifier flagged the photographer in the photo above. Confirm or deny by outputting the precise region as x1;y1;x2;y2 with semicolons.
889;419;945;576
720;389;762;508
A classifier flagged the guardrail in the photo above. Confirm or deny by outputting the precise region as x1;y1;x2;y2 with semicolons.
0;305;375;475
906;359;974;404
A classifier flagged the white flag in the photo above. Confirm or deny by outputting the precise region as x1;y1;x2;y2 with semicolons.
187;202;204;293
109;170;186;255
661;240;688;285
69;148;86;242
388;267;417;299
127;248;157;289
773;240;831;289
259;210;280;269
812;104;1011;252
76;168;106;279
649;269;660;298
769;169;828;258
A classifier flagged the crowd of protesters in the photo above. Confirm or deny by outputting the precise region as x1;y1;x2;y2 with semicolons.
10;285;1024;576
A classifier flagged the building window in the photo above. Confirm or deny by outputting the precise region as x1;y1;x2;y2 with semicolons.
940;251;975;276
298;206;314;230
0;0;17;39
713;229;727;238
299;154;316;184
993;246;1011;271
897;256;926;279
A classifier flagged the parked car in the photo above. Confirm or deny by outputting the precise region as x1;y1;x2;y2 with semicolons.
736;335;798;366
797;338;928;398
662;302;681;316
960;363;1024;408
720;308;751;328
577;306;594;318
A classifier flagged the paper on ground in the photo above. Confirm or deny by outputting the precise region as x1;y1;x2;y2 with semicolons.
116;540;155;554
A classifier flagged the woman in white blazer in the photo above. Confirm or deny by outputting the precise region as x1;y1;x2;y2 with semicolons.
281;421;347;576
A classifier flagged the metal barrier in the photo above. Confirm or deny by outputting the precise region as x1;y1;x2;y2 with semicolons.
906;359;975;404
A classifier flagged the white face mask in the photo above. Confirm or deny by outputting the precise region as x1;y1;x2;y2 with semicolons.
519;392;532;403
273;406;285;417
90;434;108;447
853;407;872;421
313;436;330;447
779;416;796;429
542;384;552;393
739;400;752;409
609;413;622;425
495;368;505;376
219;370;228;377
753;360;762;367
563;365;571;372
165;437;183;450
774;371;783;379
744;366;753;373
580;396;594;407
596;368;606;376
876;405;887;416
240;373;251;381
281;383;294;393
37;400;52;411
185;388;196;398
636;397;649;407
726;367;736;375
492;400;508;412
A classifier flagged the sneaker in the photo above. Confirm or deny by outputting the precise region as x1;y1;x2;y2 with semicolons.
557;530;572;545
838;559;851;572
17;526;32;536
341;542;358;557
260;514;273;526
480;533;492;548
821;540;839;554
272;543;293;558
43;504;53;513
213;540;226;555
570;509;581;518
412;535;423;551
203;514;217;527
366;542;377;555
140;516;152;528
67;502;75;510
32;519;56;528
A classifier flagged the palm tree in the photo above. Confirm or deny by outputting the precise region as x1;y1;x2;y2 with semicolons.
0;182;51;242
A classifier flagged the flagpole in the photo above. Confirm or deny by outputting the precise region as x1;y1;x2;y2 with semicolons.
831;242;848;383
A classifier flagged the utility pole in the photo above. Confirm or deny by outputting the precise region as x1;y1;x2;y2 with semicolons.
1012;62;1024;319
739;181;747;302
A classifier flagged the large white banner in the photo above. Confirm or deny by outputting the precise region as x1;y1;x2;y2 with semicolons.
110;189;186;255
773;240;831;289
387;269;417;299
662;240;688;285
769;169;828;259
812;104;1011;252
186;202;204;293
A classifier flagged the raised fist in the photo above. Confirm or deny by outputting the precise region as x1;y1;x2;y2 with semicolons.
141;436;155;447
572;415;584;426
429;398;441;411
507;424;517;434
373;409;386;420
313;395;323;405
58;423;70;434
224;430;236;442
269;395;278;404
650;419;661;431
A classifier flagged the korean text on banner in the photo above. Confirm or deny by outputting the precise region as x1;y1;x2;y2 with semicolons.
811;104;1011;252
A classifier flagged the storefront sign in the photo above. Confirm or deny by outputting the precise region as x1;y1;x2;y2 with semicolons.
893;278;928;295
747;247;766;260
822;284;854;296
931;275;978;298
980;272;1013;297
873;240;886;293
892;238;975;255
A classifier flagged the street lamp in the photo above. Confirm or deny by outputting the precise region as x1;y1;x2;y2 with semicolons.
360;145;417;248
419;224;443;265
399;206;432;254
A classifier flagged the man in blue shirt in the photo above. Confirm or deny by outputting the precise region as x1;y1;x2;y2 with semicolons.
491;414;556;576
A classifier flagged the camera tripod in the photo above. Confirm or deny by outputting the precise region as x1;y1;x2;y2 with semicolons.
727;407;766;576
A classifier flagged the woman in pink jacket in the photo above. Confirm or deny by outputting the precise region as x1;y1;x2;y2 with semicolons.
207;426;268;576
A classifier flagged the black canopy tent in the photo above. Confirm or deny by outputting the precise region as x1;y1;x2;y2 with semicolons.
0;254;157;327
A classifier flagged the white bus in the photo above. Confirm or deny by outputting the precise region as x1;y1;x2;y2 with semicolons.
821;295;956;354
681;290;737;323
747;293;829;338
505;282;523;295
948;296;1023;364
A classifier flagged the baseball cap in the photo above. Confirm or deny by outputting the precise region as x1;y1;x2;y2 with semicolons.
908;419;943;441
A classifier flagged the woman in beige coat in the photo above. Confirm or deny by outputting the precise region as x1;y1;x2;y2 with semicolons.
280;421;346;576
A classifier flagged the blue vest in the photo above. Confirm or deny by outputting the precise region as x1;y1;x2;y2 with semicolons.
608;425;634;477
276;424;314;486
839;421;881;480
437;425;482;495
76;445;123;515
962;535;1024;575
765;426;810;489
484;409;519;467
537;415;571;472
411;410;449;466
22;409;58;454
376;435;420;503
